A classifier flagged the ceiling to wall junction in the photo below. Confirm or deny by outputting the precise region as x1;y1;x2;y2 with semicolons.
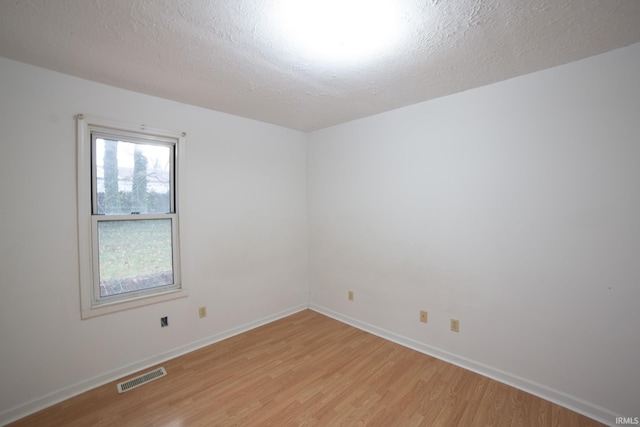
1;0;640;131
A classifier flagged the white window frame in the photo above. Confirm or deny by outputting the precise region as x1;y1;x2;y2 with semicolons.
77;114;187;319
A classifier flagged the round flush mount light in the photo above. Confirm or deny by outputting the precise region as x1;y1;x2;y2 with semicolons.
272;0;409;65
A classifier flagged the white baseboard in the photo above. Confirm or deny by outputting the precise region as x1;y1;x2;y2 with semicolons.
309;304;618;427
2;303;618;426
0;304;308;426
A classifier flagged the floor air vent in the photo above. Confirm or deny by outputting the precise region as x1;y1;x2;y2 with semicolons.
117;367;167;393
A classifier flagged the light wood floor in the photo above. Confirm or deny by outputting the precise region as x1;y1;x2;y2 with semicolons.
10;310;604;426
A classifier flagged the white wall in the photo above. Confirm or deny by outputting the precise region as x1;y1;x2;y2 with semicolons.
307;43;640;422
0;57;308;422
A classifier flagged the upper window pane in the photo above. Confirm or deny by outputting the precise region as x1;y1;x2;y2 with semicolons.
95;138;172;215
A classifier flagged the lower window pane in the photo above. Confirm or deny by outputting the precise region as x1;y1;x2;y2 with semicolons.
97;219;174;298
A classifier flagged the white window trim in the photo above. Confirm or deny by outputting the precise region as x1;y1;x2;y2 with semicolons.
77;114;187;319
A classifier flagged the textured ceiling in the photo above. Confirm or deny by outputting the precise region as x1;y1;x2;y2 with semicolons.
1;0;640;131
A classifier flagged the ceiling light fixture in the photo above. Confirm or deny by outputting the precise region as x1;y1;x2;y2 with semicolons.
272;0;408;65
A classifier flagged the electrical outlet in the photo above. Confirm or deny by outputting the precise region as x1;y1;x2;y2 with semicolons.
161;316;168;327
420;310;428;323
198;306;207;319
348;290;354;301
450;318;459;333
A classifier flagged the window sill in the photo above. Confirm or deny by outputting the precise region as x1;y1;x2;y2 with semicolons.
81;288;188;319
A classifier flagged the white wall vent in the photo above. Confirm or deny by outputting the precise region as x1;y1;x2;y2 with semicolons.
117;367;167;393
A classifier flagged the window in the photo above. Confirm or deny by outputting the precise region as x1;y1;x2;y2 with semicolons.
77;115;187;318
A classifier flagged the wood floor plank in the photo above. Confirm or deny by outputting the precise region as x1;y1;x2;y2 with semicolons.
8;310;605;427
